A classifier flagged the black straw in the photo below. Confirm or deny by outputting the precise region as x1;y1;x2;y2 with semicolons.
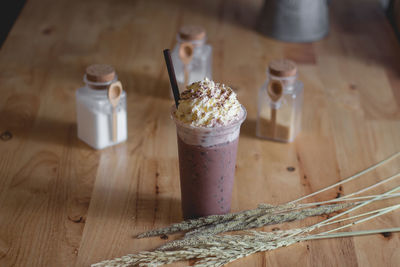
163;49;180;108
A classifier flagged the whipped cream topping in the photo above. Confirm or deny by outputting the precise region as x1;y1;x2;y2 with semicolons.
174;78;242;127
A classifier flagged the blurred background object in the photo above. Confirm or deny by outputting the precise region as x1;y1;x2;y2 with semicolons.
381;0;390;9
2;0;400;47
0;0;26;48
257;0;330;42
387;0;400;38
171;25;213;93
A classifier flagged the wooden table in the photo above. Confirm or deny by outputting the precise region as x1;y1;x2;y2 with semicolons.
1;0;399;266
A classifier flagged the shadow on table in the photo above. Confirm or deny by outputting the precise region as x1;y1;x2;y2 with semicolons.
117;68;172;101
0;109;94;150
179;0;400;78
321;0;400;78
87;185;182;225
240;117;257;139
174;0;263;30
0;184;181;229
131;193;182;225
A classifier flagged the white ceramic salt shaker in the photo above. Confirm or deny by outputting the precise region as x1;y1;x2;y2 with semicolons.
76;64;127;149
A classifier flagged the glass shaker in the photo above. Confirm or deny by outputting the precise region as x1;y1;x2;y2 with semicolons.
256;59;303;142
171;25;212;93
76;64;127;149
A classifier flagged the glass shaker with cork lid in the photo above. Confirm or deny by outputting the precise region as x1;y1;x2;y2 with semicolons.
76;64;127;149
171;25;212;93
256;59;303;142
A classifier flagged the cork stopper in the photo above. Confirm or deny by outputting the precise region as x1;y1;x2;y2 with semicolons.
268;59;297;77
179;25;206;41
86;64;116;83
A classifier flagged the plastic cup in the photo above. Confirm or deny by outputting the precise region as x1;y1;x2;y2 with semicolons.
171;105;247;219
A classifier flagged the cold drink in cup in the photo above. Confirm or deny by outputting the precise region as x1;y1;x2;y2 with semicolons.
171;78;246;219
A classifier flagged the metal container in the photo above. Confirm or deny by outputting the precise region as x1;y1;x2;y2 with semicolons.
257;0;329;42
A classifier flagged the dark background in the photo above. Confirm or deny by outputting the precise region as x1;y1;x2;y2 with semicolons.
0;0;26;48
1;0;399;48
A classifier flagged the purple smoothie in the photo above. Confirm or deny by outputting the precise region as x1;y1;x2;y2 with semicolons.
178;136;239;219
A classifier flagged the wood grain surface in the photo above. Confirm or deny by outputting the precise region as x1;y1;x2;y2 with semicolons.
0;0;399;266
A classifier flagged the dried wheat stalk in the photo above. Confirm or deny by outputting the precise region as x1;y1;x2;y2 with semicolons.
93;153;400;267
93;202;400;267
137;202;350;239
93;226;400;267
158;203;352;251
136;203;282;238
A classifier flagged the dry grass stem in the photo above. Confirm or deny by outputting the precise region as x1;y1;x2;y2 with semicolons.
94;197;398;267
136;204;276;239
137;202;349;240
93;154;400;267
289;152;400;204
181;203;352;239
